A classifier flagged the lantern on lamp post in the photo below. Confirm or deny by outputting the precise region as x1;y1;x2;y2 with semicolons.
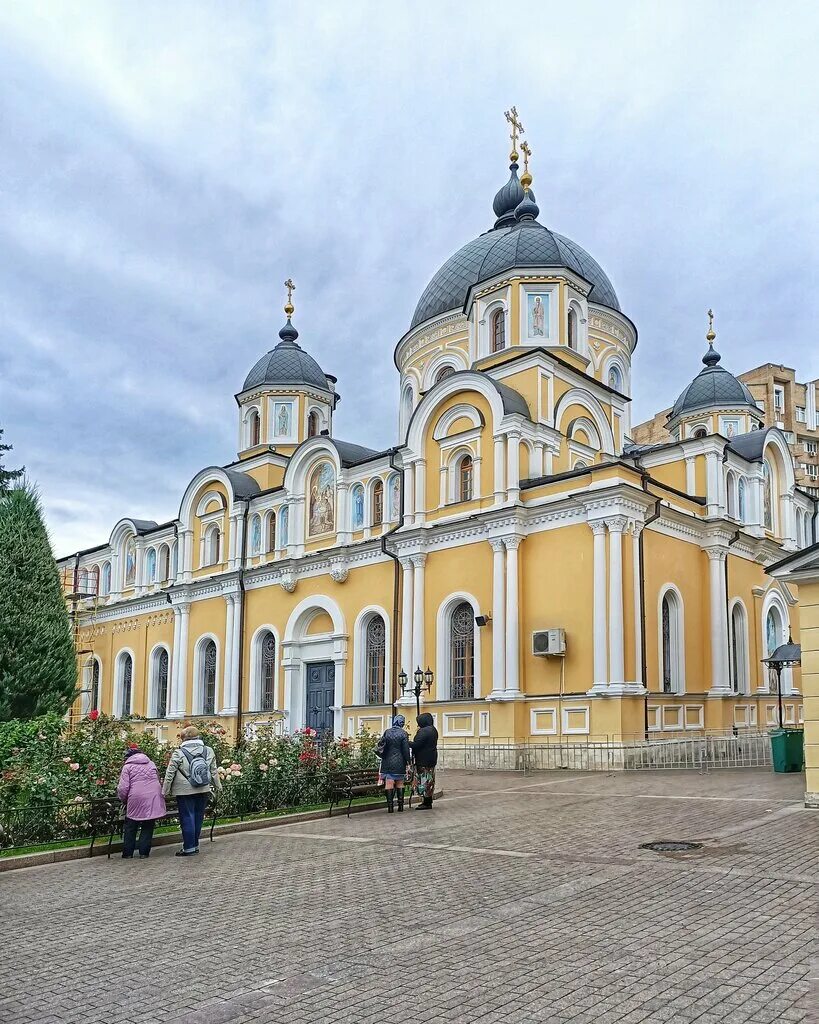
398;666;433;718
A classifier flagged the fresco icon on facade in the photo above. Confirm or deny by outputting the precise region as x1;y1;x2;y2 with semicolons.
351;483;364;530
309;463;335;536
527;293;549;338
274;402;291;437
279;506;289;548
125;538;136;587
389;474;400;520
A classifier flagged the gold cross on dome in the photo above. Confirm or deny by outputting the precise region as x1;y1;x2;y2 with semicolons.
706;308;715;342
520;141;532;191
504;106;524;160
284;278;295;316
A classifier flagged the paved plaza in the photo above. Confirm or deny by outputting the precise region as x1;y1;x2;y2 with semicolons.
1;769;816;1024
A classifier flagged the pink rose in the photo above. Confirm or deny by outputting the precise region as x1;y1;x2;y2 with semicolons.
62;757;71;763
69;763;80;771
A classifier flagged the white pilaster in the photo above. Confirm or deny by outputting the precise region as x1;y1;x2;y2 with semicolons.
411;553;427;672
607;518;626;687
589;521;608;692
221;594;235;714
170;602;191;717
181;529;194;583
404;462;415;526
504;536;522;695
169;606;182;717
337;482;351;544
705;451;720;517
631;523;643;686
400;558;414;678
707;548;731;694
506;431;521;502
489;538;506;697
493;436;506;502
414;461;427;524
229;592;242;713
685;457;696;495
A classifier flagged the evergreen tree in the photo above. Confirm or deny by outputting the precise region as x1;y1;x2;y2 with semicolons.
0;429;23;494
0;483;76;721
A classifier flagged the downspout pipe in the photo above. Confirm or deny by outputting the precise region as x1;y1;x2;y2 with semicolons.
635;462;662;739
381;451;406;717
234;502;250;746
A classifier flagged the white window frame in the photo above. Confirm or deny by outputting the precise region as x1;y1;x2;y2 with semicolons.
658;584;685;695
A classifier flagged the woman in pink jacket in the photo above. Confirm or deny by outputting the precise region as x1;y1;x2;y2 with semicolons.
116;745;166;858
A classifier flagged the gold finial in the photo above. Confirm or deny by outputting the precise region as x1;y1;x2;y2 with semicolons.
504;106;524;161
284;278;295;317
520;141;532;192
706;308;715;343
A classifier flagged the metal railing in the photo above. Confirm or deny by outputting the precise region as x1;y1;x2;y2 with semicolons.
435;731;776;773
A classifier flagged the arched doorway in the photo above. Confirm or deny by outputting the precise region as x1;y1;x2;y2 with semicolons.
282;597;347;736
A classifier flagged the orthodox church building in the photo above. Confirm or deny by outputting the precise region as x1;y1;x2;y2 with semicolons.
60;118;816;745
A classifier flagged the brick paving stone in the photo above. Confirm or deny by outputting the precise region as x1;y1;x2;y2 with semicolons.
0;768;815;1023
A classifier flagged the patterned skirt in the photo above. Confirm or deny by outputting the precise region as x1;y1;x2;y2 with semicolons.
413;766;436;800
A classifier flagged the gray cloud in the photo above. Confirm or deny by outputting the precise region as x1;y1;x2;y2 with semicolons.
1;0;817;555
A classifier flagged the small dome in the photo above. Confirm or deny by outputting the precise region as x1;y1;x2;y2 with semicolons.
669;344;756;420
242;319;331;392
411;220;620;329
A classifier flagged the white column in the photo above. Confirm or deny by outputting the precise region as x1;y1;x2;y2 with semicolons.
590;521;608;691
414;461;427;524
169;607;182;717
233;513;246;567
221;594;235;714
506;431;521;502
411;553;426;672
439;464;448;507
489;539;506;696
706;451;720;517
337;482;351;544
781;493;797;550
632;523;644;687
685;457;696;495
608;518;625;687
400;558;414;678
228;517;238;569
707;548;731;693
171;602;191;716
504;536;522;694
229;592;242;714
182;529;194;583
404;462;415;526
493;437;506;503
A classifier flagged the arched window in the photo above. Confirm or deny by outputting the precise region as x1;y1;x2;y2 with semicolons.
661;590;683;694
365;616;386;704
491;309;505;353
201;639;217;714
90;659;100;712
258;631;276;711
307;410;320;437
730;603;748;694
434;365;456;385
204;525;221;566
250;514;262;555
153;648;169;718
763;461;773;531
158;545;170;583
726;472;737;519
119;654;133;717
692;427;708;439
608;364;623;391
401;385;414;433
372;480;384;526
146;548;157;583
457;454;473;502
101;561;112;597
450;602;475;699
574;459;589;470
737;477;747;523
567;308;578;350
267;512;277;553
248;409;260;447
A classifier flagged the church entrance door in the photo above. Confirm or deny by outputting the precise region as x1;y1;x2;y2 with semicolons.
305;661;335;735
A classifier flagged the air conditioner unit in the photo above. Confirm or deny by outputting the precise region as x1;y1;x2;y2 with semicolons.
532;629;567;657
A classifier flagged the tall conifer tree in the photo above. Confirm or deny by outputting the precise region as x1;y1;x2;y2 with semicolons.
0;483;76;721
0;429;23;494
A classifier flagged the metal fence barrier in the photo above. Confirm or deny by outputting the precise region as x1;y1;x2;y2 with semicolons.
436;732;774;773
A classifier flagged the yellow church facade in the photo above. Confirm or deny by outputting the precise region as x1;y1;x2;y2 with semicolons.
59;130;814;748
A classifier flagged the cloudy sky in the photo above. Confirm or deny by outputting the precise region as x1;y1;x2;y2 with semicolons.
1;1;817;555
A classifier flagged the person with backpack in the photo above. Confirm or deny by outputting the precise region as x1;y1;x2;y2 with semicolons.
162;726;222;857
116;744;166;857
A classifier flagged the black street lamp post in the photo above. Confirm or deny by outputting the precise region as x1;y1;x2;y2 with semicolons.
398;666;433;718
762;635;801;729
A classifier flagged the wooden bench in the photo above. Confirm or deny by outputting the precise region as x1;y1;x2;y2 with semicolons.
92;797;219;858
328;768;390;817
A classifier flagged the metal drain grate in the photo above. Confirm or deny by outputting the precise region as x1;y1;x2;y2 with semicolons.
640;840;703;853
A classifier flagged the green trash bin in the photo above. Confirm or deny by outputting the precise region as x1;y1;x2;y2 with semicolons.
770;729;804;773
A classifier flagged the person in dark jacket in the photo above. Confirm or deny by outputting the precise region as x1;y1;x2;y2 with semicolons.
410;712;439;810
377;715;411;812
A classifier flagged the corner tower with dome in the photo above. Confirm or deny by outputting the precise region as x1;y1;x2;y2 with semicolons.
58;115;813;755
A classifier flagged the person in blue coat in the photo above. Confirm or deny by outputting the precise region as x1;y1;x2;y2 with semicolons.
377;714;411;813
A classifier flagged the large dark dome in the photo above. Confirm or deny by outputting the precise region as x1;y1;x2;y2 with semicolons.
669;344;756;420
411;220;620;329
241;319;331;392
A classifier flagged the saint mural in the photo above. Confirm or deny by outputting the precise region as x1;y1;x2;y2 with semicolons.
309;463;335;536
351;484;364;530
279;506;289;548
275;403;291;437
528;293;548;337
125;539;136;587
389;474;400;520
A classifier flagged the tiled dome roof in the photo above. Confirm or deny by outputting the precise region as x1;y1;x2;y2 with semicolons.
670;344;756;420
411;220;620;329
242;319;330;392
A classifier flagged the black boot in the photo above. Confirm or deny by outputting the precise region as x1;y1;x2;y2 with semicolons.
397;788;405;812
386;790;395;813
424;797;433;809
